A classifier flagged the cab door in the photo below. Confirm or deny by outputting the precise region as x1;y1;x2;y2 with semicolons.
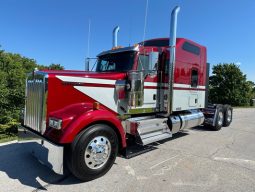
136;48;160;111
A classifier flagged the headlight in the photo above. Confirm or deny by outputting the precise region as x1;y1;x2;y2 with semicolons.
49;118;62;130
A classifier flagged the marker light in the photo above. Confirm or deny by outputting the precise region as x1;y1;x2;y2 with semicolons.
93;102;100;110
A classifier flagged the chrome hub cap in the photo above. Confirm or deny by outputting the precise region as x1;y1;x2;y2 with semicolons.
218;111;223;126
85;136;111;169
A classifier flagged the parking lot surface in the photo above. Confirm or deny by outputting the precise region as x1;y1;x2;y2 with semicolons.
0;108;255;192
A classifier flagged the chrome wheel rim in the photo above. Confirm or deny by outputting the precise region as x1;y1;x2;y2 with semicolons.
227;109;232;122
218;111;223;126
85;136;111;169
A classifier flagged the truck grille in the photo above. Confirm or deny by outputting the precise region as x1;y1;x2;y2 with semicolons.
24;72;48;134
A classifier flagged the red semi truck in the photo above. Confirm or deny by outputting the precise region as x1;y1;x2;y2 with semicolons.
20;6;233;181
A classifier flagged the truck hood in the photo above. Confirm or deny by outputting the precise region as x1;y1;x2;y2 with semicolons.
41;70;126;121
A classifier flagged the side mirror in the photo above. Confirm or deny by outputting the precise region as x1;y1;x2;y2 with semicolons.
148;52;159;70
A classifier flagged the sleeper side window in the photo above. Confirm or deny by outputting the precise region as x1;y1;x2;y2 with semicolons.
182;42;200;55
191;69;198;87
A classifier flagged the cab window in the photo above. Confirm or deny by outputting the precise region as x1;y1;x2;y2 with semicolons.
138;55;149;71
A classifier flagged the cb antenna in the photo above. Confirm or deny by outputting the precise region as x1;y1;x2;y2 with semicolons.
85;19;91;71
142;0;149;46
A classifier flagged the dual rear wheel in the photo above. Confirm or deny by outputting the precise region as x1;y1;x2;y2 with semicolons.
211;104;232;131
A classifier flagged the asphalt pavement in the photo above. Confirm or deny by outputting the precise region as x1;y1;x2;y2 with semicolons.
0;108;255;192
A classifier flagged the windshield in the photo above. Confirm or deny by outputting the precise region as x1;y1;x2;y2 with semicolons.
96;51;135;72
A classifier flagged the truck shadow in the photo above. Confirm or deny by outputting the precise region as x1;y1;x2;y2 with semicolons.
190;125;215;132
153;131;189;145
0;142;80;190
0;132;190;189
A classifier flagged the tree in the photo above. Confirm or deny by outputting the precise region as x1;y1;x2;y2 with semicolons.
0;48;64;138
0;50;38;137
48;63;64;70
209;63;254;106
38;63;64;70
247;81;255;106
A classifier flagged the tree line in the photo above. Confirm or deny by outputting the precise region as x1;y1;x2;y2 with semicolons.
0;49;254;140
209;63;255;106
0;49;64;140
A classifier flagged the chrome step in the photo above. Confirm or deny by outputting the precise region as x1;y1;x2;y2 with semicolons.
126;117;172;145
139;131;172;145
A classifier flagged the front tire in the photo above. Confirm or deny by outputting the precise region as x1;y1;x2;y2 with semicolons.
67;124;118;181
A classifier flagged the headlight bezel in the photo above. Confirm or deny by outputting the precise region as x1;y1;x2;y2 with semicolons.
49;118;62;130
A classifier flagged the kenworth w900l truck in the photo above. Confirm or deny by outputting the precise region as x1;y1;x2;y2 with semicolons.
20;6;232;181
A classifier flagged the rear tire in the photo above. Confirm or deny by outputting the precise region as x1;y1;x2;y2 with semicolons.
211;105;224;131
223;105;233;127
67;124;118;181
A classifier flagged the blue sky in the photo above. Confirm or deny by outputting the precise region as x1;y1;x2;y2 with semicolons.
0;0;254;82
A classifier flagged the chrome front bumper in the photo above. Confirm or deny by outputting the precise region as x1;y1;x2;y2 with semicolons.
18;126;64;175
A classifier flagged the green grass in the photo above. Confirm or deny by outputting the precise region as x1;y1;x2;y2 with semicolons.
0;134;17;143
0;121;19;143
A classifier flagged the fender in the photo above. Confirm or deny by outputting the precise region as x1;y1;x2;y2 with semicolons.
47;103;127;148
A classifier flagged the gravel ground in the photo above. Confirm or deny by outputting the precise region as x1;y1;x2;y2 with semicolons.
0;108;254;192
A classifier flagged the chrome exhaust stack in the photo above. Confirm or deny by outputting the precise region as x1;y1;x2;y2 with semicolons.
167;6;180;115
113;26;120;47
